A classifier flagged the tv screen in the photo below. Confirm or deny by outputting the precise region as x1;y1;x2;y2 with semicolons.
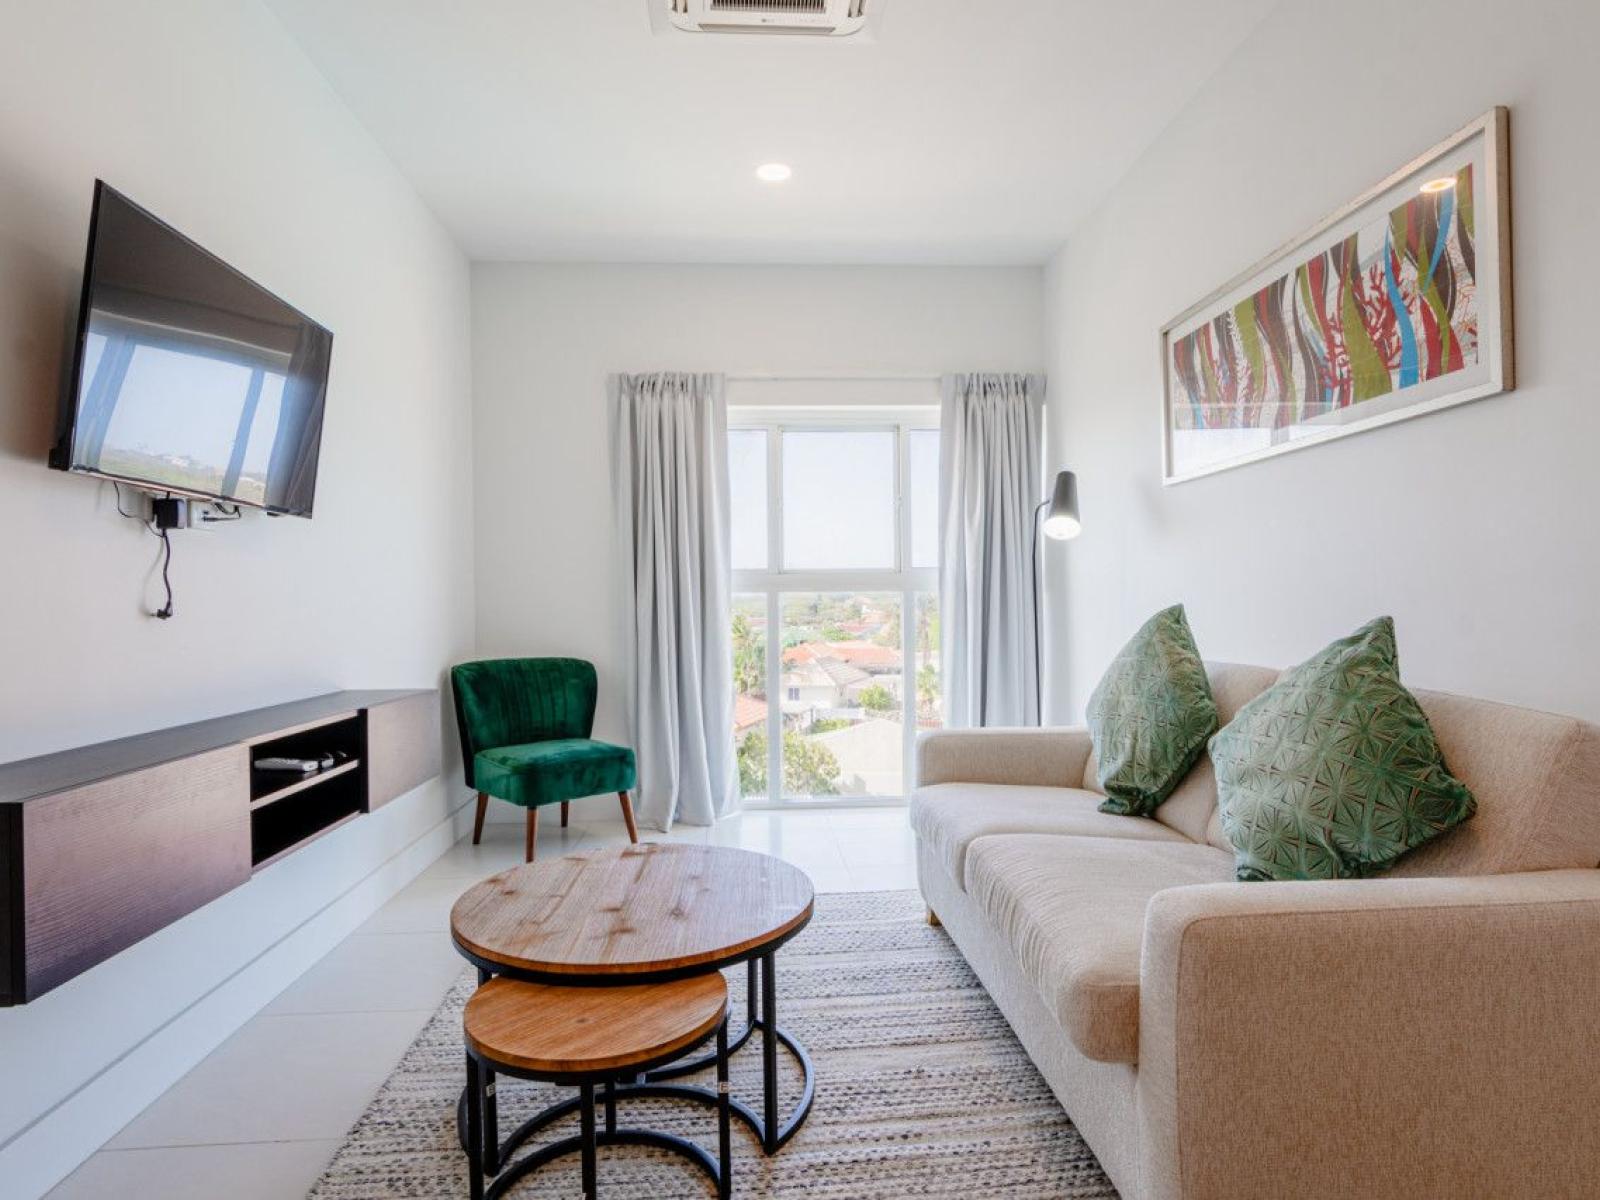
51;182;332;517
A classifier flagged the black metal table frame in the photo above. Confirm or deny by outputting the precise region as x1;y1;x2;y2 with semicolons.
452;913;815;1165
465;1012;733;1200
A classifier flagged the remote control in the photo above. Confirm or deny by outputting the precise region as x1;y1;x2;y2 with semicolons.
256;756;321;773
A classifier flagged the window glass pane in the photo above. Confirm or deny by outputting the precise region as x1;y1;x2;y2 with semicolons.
731;594;770;800
909;429;940;570
728;429;768;570
779;592;903;797
913;592;942;729
781;430;895;569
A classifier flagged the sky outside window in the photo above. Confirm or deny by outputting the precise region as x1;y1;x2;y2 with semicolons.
781;429;895;570
729;428;768;569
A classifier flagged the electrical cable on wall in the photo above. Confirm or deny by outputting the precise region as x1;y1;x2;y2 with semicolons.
112;481;143;522
152;525;175;619
111;482;177;620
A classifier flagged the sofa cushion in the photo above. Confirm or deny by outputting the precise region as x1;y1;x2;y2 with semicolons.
1083;655;1600;875
911;784;1190;886
1086;605;1219;816
1083;662;1281;845
1391;689;1600;876
1155;663;1280;847
1211;617;1476;882
963;834;1234;1064
1198;677;1600;869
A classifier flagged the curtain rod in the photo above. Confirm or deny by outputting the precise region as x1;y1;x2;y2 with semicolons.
725;372;942;383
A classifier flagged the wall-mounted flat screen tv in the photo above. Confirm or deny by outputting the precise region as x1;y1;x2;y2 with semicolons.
51;181;333;517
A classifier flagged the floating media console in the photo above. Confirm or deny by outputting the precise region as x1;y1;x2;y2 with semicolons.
0;690;440;1006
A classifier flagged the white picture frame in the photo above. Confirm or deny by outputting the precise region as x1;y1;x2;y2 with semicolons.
1160;107;1513;484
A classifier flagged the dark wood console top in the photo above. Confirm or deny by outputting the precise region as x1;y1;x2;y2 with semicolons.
0;689;431;806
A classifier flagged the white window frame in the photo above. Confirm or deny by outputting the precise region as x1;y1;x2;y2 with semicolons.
730;405;939;808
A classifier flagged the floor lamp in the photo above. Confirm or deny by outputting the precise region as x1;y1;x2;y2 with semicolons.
1032;470;1082;722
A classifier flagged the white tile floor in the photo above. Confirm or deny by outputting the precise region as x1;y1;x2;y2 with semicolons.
46;805;918;1199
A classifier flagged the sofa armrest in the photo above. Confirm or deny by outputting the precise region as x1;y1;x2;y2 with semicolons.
914;726;1092;789
1137;870;1600;1200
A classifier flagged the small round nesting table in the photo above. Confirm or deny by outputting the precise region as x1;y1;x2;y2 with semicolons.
463;973;733;1199
450;842;817;1168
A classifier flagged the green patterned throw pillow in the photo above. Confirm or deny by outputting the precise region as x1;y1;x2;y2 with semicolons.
1211;616;1476;882
1086;605;1218;816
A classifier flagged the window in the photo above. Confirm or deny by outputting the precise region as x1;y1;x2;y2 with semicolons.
908;428;940;569
730;409;940;805
728;429;768;570
780;430;896;568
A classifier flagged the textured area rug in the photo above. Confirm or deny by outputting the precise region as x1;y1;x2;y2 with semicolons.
310;889;1117;1198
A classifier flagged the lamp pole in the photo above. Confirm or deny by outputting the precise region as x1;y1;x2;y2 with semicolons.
1032;498;1049;724
1032;470;1082;725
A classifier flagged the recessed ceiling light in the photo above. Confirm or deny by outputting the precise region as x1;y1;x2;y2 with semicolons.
755;163;793;183
1419;176;1456;194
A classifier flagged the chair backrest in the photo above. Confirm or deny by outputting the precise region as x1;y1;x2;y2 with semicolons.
450;658;599;788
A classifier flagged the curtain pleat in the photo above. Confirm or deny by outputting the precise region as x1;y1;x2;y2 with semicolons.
939;372;1046;728
610;372;737;830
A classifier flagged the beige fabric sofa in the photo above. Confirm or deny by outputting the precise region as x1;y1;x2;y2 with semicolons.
912;663;1600;1200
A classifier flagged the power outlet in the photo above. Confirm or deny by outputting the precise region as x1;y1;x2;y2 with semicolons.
186;501;243;529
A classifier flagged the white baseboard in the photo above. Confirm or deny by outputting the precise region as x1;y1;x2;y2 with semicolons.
0;787;470;1200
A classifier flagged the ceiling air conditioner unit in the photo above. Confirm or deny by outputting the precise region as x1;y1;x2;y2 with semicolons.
651;0;882;38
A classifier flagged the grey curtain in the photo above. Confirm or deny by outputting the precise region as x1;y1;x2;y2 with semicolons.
939;372;1046;728
610;372;738;830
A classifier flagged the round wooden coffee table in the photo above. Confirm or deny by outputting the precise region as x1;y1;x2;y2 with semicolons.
450;842;816;1157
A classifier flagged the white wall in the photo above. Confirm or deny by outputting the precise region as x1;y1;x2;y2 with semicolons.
472;262;1045;799
0;3;475;1194
1043;0;1600;725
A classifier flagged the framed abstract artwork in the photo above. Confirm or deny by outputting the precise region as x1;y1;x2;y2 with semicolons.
1161;107;1512;484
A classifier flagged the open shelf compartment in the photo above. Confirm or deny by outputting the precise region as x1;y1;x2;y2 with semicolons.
247;711;367;868
250;767;363;869
247;712;363;803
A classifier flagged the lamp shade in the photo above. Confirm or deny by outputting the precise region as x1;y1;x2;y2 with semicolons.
1041;470;1081;540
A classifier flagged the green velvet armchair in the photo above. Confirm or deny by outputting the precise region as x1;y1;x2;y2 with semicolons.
450;657;639;862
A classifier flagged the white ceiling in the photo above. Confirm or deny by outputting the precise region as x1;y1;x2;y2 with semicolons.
266;0;1275;265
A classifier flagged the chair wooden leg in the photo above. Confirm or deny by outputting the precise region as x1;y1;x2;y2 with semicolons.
618;791;639;844
561;801;569;828
525;806;538;863
472;791;488;845
926;908;942;927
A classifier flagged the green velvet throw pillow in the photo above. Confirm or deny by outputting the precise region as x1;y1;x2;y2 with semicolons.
1086;605;1218;816
1211;616;1476;882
